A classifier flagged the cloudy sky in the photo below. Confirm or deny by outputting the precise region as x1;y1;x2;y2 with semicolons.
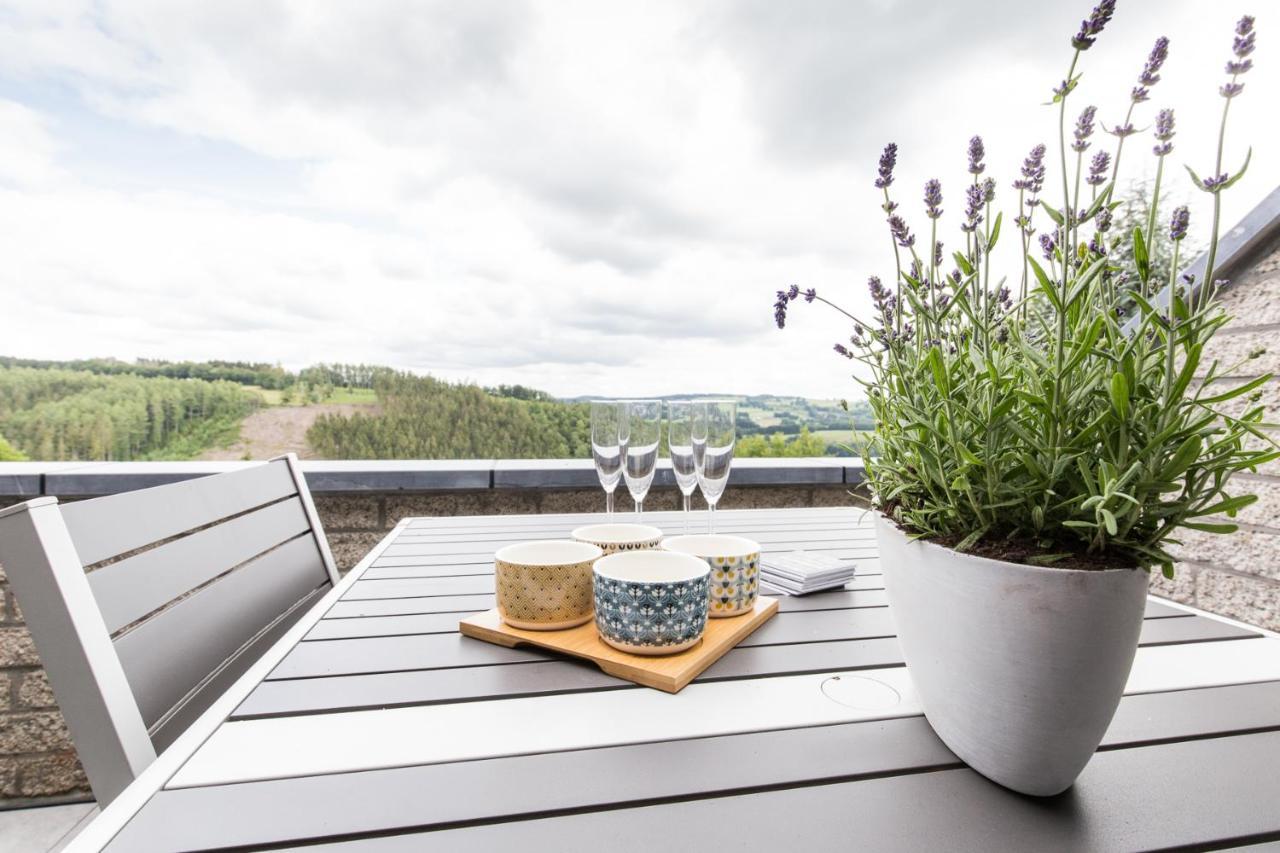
0;1;1274;399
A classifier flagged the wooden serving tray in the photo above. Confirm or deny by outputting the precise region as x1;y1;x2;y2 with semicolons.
459;596;779;693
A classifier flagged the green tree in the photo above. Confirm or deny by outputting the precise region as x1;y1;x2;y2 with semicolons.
0;432;25;461
306;373;591;460
0;367;256;461
736;427;831;458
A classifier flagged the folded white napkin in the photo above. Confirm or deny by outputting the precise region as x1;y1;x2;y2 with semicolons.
759;551;856;595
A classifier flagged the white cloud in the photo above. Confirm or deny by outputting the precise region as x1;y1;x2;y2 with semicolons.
0;0;1275;399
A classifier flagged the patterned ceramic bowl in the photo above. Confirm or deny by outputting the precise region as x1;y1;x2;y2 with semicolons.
494;540;603;630
592;551;710;655
571;523;664;555
661;534;761;618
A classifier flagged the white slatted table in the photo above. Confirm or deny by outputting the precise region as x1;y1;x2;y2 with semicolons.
70;508;1280;851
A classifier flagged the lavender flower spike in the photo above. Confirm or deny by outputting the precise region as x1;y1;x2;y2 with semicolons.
1096;207;1113;233
1039;232;1057;261
875;143;898;189
923;179;943;219
773;285;803;329
1086;150;1111;186
1153;108;1175;156
1012;143;1047;194
773;290;789;329
1224;15;1256;86
868;276;891;308
981;177;996;204
1169;206;1190;242
1234;15;1256;60
1072;105;1097;152
967;136;985;175
1202;173;1229;191
888;214;915;248
1072;0;1116;51
803;288;817;303
1132;36;1171;102
962;183;984;233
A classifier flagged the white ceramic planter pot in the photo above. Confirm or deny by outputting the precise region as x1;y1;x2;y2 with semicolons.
875;514;1148;796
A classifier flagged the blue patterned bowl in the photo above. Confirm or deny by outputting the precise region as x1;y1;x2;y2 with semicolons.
661;534;761;618
592;551;710;655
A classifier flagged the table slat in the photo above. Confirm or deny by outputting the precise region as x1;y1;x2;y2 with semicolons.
269;612;1253;680
115;706;1280;850
278;730;1280;852
114;690;1280;852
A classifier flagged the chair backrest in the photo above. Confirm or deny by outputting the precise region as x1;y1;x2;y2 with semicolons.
0;454;337;805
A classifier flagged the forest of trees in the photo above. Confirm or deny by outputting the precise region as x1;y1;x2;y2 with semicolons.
0;356;293;389
308;372;591;458
297;363;399;389
0;366;256;461
0;357;865;462
738;427;842;457
308;374;866;460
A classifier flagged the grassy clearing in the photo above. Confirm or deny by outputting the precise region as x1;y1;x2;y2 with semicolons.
813;429;873;452
322;387;378;405
245;385;285;405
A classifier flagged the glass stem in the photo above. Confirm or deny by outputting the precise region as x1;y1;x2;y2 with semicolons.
606;489;614;518
635;499;643;521
682;492;691;534
708;501;716;534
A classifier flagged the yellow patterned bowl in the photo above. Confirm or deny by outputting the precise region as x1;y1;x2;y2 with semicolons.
571;523;664;555
661;534;761;618
494;540;603;630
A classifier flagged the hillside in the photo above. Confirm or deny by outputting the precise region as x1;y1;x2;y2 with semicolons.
198;402;380;460
0;357;870;461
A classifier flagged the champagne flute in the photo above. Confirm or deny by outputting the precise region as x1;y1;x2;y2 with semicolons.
620;399;661;520
694;399;736;534
590;401;623;517
667;400;698;533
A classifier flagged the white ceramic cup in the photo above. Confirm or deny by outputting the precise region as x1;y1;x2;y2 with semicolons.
571;523;664;555
661;534;762;617
494;540;603;630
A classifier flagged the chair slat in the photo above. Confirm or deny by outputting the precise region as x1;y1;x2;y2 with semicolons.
115;535;330;727
150;586;327;752
89;498;312;634
63;461;299;566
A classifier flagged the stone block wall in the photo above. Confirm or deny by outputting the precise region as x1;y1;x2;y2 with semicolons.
0;497;90;806
0;480;861;807
1150;226;1280;630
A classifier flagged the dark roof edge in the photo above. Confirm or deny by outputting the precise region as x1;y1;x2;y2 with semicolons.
1184;184;1280;287
1126;184;1280;333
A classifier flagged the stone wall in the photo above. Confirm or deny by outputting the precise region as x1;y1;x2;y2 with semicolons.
1150;224;1280;631
0;498;88;806
0;479;861;807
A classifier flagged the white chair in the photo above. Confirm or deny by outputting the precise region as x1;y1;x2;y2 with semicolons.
0;454;338;805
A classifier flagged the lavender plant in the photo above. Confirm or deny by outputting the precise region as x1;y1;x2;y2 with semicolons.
776;7;1275;574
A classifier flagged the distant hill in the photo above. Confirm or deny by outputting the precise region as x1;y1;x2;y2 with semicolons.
0;356;871;461
562;393;873;434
